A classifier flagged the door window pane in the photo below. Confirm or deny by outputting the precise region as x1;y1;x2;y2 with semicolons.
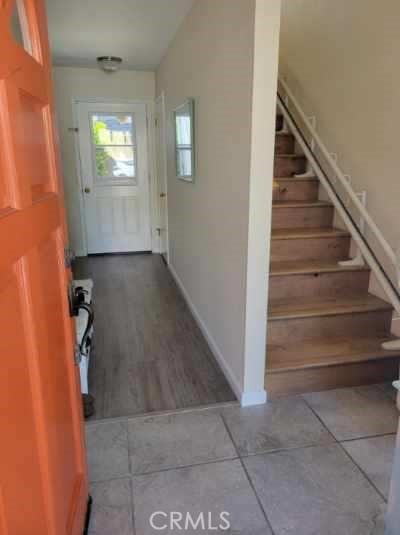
95;147;135;179
90;112;137;182
91;114;134;146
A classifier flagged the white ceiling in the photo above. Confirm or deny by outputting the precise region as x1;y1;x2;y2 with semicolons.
46;0;195;70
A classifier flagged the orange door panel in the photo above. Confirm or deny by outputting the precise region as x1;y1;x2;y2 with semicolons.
0;1;88;534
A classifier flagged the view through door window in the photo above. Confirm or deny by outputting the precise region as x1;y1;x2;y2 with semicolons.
91;113;136;181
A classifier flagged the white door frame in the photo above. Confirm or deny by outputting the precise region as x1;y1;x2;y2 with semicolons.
72;97;159;256
155;92;170;262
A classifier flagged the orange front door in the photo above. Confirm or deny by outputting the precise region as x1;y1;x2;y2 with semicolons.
0;1;88;534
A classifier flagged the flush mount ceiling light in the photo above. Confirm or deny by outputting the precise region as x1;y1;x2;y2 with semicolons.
97;56;122;73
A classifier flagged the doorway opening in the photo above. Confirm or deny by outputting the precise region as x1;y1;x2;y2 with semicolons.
77;100;152;255
67;97;235;420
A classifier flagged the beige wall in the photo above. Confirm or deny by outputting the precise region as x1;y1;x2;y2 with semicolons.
280;0;400;312
157;0;280;400
53;66;155;254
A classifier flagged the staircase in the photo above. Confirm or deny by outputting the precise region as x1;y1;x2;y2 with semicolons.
265;114;400;397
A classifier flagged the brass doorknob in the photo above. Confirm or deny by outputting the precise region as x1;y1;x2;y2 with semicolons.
84;187;91;193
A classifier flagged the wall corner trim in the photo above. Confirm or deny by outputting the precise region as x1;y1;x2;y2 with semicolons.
240;389;267;407
242;0;281;399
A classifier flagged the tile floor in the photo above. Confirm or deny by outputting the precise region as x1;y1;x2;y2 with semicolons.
85;384;398;534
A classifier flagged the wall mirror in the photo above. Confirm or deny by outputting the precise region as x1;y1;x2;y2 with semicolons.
174;99;195;182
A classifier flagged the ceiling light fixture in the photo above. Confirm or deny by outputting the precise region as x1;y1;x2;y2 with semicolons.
97;56;122;73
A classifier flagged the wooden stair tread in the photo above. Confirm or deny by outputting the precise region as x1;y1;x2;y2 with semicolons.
275;153;305;159
271;227;350;240
269;294;392;320
274;176;318;183
273;200;332;208
270;259;370;276
275;132;293;137
267;335;400;373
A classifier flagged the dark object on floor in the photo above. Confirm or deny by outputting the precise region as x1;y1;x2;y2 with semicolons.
83;394;95;419
83;495;93;535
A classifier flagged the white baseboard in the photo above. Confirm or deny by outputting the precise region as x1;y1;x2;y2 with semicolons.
168;264;266;407
168;264;243;400
240;389;267;407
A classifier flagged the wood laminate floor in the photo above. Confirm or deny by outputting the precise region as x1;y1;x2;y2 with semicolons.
74;254;236;420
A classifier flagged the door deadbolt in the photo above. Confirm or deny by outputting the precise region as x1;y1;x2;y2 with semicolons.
84;187;91;193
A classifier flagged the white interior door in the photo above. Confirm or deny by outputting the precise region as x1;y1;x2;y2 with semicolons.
155;95;169;261
77;101;151;254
